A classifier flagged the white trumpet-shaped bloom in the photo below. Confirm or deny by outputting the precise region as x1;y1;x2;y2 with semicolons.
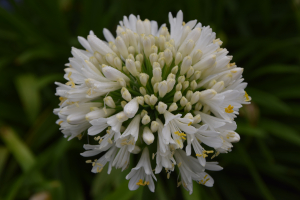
126;147;157;192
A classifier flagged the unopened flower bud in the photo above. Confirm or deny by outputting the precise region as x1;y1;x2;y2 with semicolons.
104;96;116;108
164;48;173;66
151;121;159;132
186;66;194;78
175;52;182;65
211;81;225;92
191;71;201;81
186;90;193;101
124;98;139;118
153;67;162;80
199;89;217;100
153;82;159;93
121;101;127;108
141;110;148;118
116;111;129;122
152;62;160;69
182;81;189;91
174;91;182;102
171;66;179;74
143;127;154;145
140;87;147;95
158;35;166;51
167;78;175;92
151;45;158;54
167;73;175;80
105;53;115;66
135;61;141;72
180;97;188;107
150;95;158;105
195;102;203;111
156;102;167;114
184;113;193;120
207;79;217;88
126;59;139;76
193;114;201;124
178;76;185;83
115;36;128;59
144;95;151;105
149;53;158;65
139;73;149;86
192;49;203;65
122;66;129;74
128;46;135;55
190;91;201;105
158;57;165;67
142;114;151;125
113;57;122;70
136;96;144;105
184;102;192;112
180;56;192;75
190;80;197;91
158;81;168;97
122;90;132;102
168;103;178;112
176;83;182;91
117;78;126;87
136;54;144;63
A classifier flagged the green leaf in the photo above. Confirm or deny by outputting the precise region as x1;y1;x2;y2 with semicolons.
15;74;41;123
260;119;300;146
249;64;300;80
104;180;140;200
246;87;290;114
0;146;9;178
0;126;35;172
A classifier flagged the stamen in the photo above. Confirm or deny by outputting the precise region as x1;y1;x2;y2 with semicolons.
244;91;250;101
225;105;234;113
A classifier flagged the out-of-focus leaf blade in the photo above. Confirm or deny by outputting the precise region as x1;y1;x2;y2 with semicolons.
15;74;41;123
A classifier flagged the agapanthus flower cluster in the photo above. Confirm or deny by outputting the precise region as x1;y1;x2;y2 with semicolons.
54;11;251;194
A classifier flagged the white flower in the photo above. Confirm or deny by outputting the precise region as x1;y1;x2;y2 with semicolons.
54;10;250;193
126;147;157;192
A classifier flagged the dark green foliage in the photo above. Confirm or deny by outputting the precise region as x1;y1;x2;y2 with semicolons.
0;0;299;199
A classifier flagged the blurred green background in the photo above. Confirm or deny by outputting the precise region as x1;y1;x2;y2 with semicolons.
0;0;300;199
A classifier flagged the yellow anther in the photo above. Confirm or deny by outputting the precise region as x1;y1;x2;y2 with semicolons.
108;138;113;144
244;91;250;102
136;179;147;186
167;172;170;179
92;162;95;167
177;162;182;167
204;175;207;179
225;105;234;113
188;122;192;126
152;153;155;160
77;134;82;140
174;131;187;140
85;160;92;163
182;21;186;26
98;138;103;144
58;121;63;125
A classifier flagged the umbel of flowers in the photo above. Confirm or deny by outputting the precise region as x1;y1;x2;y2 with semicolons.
54;10;251;194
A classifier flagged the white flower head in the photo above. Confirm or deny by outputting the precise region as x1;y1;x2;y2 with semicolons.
54;10;250;193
